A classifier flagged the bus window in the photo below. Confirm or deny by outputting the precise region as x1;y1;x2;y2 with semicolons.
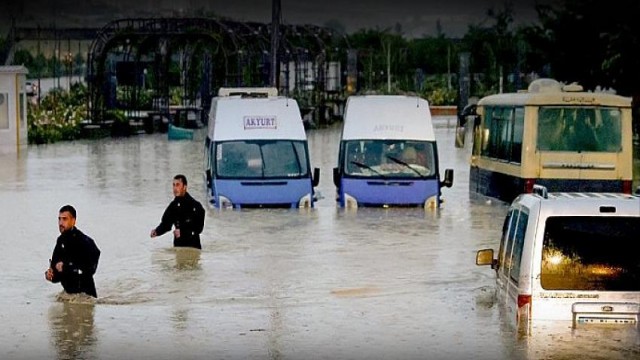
538;107;622;152
596;108;622;152
569;108;599;151
481;106;523;163
537;108;566;151
510;108;524;163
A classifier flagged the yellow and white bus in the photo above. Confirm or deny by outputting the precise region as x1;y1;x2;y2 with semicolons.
457;78;634;202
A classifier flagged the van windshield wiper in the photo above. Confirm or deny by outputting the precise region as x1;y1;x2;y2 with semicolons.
350;160;384;176
386;156;424;178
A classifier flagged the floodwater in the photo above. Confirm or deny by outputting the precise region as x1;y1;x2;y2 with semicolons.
0;118;638;360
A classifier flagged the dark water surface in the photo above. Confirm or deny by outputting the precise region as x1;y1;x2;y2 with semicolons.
1;118;637;359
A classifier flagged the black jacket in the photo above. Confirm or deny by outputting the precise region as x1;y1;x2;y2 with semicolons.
50;227;101;298
154;192;205;249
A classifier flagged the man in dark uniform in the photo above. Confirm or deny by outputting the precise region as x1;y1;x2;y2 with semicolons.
45;205;101;298
150;174;205;249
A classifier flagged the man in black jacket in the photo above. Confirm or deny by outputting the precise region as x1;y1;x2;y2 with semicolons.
45;205;101;298
150;174;205;249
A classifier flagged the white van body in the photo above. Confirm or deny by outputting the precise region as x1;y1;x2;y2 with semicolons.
333;95;453;208
477;186;640;332
204;88;319;209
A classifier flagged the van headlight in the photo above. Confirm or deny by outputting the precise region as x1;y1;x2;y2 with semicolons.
344;193;358;209
423;195;438;210
219;195;234;209
298;193;312;208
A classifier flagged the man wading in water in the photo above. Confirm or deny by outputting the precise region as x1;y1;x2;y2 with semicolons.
45;205;101;298
150;174;206;249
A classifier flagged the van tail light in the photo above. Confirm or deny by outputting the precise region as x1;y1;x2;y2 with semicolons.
622;180;632;194
517;294;532;309
524;179;535;193
516;294;532;325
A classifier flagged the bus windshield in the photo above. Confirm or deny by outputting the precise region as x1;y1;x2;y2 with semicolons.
343;140;436;178
216;140;309;179
537;106;622;152
540;216;640;291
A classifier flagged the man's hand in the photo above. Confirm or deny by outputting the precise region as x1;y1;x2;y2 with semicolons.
173;228;181;238
150;229;157;238
45;268;54;282
55;261;63;272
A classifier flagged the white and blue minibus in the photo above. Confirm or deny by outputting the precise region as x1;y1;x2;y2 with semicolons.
204;88;320;209
333;95;453;209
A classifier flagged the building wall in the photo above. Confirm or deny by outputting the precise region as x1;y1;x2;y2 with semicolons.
0;67;28;154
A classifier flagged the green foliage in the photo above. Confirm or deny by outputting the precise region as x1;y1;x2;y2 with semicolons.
528;0;640;95
27;87;87;144
116;86;153;109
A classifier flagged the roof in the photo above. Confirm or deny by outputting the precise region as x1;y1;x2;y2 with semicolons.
513;191;640;216
0;66;28;75
207;96;306;141
341;95;435;141
478;89;631;108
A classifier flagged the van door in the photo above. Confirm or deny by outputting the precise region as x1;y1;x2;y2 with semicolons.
535;216;640;323
497;207;530;326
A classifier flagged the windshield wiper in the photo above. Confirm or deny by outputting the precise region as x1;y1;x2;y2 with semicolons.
386;156;425;178
350;160;384;176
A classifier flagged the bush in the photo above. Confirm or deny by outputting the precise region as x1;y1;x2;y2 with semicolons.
27;87;87;144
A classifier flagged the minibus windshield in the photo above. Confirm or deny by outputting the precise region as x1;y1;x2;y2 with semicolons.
540;216;640;291
537;106;622;152
343;140;435;178
216;140;309;179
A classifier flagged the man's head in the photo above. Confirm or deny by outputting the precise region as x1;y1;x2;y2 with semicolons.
173;174;188;197
58;205;77;234
401;146;417;163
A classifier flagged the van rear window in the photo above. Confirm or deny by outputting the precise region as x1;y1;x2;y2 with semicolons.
540;216;640;291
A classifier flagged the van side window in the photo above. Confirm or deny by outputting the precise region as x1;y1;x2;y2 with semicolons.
509;211;529;283
499;208;529;282
497;210;515;272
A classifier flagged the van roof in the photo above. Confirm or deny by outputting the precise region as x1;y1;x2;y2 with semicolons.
513;192;640;215
207;96;306;141
478;90;631;108
341;95;435;141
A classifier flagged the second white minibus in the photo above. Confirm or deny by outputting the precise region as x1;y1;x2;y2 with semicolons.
333;95;453;208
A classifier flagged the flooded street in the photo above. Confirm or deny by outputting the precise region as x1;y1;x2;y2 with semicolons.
1;118;638;359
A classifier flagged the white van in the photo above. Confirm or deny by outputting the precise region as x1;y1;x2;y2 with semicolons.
332;95;453;208
476;185;640;331
204;87;320;209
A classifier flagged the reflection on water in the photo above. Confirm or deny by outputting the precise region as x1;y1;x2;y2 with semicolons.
173;247;202;270
48;300;96;360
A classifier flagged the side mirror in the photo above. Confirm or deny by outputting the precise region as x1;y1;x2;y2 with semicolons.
455;103;478;148
440;168;454;188
476;248;496;268
455;125;467;148
312;167;320;187
205;169;212;188
333;167;340;188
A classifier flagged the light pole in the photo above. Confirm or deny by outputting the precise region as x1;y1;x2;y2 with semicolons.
270;0;281;88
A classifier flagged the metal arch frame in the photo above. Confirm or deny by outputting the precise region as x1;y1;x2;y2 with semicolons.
87;17;345;124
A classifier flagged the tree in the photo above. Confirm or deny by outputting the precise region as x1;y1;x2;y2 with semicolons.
459;3;517;94
526;0;640;96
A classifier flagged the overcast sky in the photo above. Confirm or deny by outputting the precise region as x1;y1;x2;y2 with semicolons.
2;0;546;37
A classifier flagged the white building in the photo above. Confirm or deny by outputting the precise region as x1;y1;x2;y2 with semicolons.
0;66;28;154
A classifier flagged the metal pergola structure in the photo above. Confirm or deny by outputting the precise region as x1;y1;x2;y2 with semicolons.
86;17;348;125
